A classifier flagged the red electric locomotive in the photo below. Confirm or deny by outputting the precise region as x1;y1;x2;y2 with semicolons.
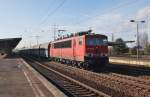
49;30;108;69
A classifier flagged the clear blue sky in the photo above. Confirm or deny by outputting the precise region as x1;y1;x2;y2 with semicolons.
0;0;149;48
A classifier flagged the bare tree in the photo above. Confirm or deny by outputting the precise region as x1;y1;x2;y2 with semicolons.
139;32;148;48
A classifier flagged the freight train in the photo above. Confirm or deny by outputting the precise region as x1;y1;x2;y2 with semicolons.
20;30;109;70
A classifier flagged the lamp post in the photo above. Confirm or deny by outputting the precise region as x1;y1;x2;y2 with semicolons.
130;20;145;60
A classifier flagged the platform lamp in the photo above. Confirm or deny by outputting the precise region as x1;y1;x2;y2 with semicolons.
130;20;145;60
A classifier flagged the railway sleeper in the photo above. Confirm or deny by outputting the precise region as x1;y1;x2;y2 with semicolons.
80;93;100;97
63;86;91;93
63;88;90;95
67;89;95;96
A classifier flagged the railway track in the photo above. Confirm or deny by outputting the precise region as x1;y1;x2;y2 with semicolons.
42;61;150;97
107;63;150;80
23;56;150;97
24;57;110;97
108;73;150;86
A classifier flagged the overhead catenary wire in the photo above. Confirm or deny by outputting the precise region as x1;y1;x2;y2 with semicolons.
27;0;140;47
39;0;67;26
111;8;150;34
30;0;66;45
39;0;56;23
72;0;140;41
37;0;137;33
74;0;139;25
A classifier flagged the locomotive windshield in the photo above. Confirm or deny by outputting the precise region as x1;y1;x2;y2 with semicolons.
86;38;107;46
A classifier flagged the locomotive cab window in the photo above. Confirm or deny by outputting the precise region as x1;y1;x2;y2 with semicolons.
86;38;107;46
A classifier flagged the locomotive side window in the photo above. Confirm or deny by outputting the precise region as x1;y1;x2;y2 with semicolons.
79;38;82;45
54;40;72;48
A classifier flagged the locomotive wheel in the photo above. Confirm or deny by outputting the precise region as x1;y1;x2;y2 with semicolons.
78;62;82;69
75;62;77;67
79;63;84;69
83;62;89;70
71;61;75;67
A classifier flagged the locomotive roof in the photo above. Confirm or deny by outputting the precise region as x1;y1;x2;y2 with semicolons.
52;29;107;43
52;33;107;43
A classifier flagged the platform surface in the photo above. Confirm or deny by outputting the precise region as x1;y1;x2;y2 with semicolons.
110;57;150;67
0;58;55;97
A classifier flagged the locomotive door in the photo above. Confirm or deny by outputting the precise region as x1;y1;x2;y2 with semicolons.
73;39;76;60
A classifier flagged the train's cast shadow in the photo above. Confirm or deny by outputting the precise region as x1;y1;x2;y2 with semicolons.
98;63;150;77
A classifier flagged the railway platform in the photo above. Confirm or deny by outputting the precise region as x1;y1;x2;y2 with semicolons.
109;57;150;67
0;57;67;97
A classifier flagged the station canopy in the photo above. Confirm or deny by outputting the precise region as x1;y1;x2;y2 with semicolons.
0;38;22;56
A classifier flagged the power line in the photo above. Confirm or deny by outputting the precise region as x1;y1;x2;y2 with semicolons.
39;0;56;23
39;0;67;26
52;24;58;40
111;9;150;33
31;0;66;43
74;0;139;25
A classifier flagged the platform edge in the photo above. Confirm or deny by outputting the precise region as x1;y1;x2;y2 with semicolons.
19;58;68;97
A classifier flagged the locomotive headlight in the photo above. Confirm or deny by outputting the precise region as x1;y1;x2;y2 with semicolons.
104;53;108;56
91;53;94;57
100;53;103;56
89;53;93;57
86;53;94;57
99;53;107;57
85;53;90;57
